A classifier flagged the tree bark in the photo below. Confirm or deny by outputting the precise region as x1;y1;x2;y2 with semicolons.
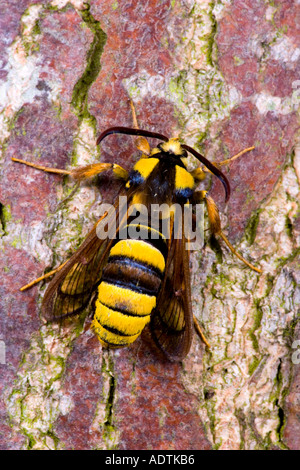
0;0;299;450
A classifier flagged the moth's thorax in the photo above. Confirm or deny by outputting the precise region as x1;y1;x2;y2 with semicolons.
128;139;195;203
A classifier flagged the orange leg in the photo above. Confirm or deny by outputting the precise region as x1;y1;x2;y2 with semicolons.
193;190;261;273
192;146;255;178
193;316;211;349
129;99;151;155
20;260;69;291
12;101;149;180
218;146;255;167
12;158;129;182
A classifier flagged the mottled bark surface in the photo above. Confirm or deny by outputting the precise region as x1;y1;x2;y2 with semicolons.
0;0;299;450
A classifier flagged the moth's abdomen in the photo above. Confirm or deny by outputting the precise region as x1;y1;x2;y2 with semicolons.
93;230;166;348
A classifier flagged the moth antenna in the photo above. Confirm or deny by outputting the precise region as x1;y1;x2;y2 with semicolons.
96;127;169;146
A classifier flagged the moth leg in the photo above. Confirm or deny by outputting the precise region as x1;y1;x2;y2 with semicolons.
11;157;71;175
19;208;111;291
217;146;255;167
129;99;140;129
129;99;151;156
193;190;261;273
19;260;69;291
71;163;128;181
203;146;255;174
190;146;255;178
193;315;211;349
190;167;207;183
12;158;129;182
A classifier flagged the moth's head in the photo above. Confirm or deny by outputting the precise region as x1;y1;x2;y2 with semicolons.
150;138;188;161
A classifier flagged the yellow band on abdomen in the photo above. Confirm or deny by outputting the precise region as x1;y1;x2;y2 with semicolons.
92;315;141;347
109;239;165;273
98;281;156;316
94;300;150;336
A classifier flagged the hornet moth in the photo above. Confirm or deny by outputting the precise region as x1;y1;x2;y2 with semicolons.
13;102;261;362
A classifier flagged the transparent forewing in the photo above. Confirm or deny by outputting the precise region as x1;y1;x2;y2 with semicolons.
150;224;193;361
42;195;129;321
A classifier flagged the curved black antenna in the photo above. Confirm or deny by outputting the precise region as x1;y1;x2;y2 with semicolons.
182;144;230;202
96;126;169;146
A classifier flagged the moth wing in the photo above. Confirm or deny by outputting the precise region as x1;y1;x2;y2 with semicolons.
150;226;193;361
42;194;130;321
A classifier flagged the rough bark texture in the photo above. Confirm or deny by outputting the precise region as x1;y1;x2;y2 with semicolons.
0;0;299;450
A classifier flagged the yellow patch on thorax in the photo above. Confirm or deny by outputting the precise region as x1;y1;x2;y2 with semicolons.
133;157;159;180
175;165;195;191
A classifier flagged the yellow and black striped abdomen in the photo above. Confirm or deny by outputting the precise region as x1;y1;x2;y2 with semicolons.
93;228;166;348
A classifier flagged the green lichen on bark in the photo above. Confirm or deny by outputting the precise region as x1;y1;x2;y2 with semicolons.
101;351;119;449
20;4;43;55
71;4;107;121
0;203;11;237
245;210;261;246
